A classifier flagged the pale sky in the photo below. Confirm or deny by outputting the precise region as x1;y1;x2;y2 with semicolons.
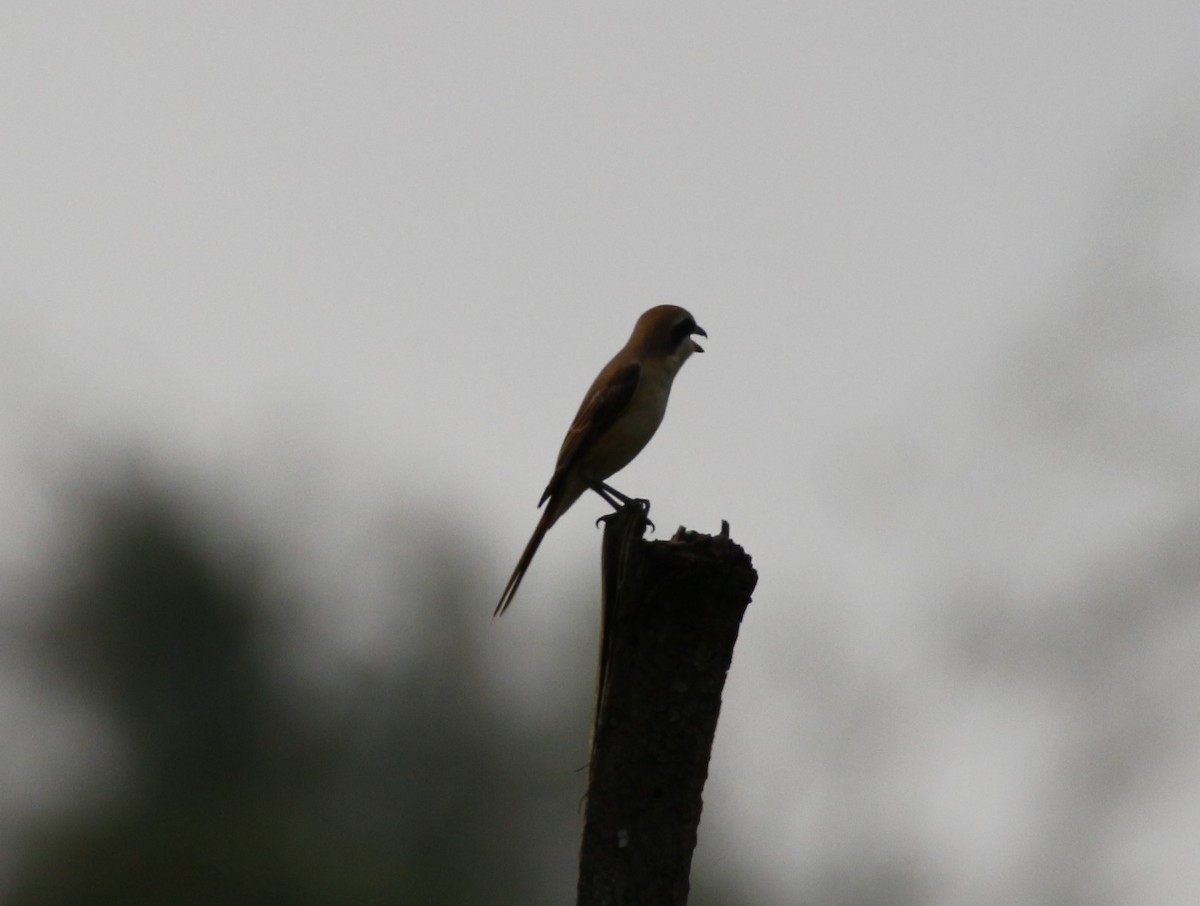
4;3;1200;903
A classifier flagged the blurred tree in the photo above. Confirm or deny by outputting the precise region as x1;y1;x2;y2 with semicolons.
4;474;746;905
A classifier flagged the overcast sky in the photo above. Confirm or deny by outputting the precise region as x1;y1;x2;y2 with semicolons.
4;3;1200;903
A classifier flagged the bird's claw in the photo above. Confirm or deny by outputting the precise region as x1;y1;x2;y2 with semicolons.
594;498;654;532
631;499;655;532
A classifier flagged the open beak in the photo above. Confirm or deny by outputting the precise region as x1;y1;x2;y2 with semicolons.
692;324;707;353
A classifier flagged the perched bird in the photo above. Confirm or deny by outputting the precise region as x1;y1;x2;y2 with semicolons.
494;305;706;616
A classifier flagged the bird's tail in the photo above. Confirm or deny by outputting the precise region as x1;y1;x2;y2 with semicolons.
494;500;562;617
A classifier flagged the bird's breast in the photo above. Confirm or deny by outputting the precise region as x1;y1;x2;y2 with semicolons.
579;370;672;481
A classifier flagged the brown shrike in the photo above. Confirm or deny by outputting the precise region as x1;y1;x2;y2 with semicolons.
495;305;706;616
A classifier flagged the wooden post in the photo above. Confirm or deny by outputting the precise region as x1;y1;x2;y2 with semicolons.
577;503;757;906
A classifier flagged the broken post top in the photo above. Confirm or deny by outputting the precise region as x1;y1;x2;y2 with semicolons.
599;503;757;625
595;503;757;715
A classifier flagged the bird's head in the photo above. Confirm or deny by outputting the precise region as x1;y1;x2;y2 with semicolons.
630;305;707;372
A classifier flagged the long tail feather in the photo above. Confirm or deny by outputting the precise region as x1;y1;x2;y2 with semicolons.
494;502;559;617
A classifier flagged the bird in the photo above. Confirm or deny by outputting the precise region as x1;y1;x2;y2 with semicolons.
494;304;706;616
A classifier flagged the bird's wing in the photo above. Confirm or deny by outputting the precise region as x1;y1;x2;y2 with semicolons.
538;360;641;507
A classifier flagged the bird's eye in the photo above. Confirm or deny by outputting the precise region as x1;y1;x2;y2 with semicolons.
670;317;695;346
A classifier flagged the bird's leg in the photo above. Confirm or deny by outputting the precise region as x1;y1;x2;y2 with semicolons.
589;481;625;510
600;482;654;521
590;480;654;531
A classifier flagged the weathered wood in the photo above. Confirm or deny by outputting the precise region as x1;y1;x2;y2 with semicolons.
577;504;757;906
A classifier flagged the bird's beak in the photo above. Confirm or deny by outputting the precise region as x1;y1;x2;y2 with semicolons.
692;324;707;353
